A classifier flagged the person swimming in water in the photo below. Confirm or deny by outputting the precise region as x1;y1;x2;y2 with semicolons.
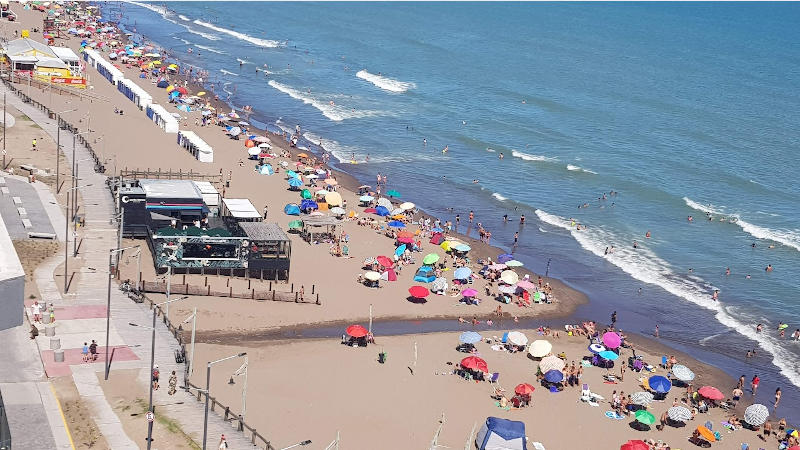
442;145;449;154
756;323;763;332
498;152;504;159
645;231;651;239
766;264;773;272
712;290;719;301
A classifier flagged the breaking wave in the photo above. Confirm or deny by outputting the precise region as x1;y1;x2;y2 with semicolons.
193;20;280;48
268;81;386;122
511;150;558;162
356;70;416;93
567;164;597;174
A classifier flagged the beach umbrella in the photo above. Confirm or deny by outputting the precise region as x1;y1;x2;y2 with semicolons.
346;325;368;338
364;271;381;281
375;206;390;216
635;410;656;426
325;191;343;206
400;202;415;211
300;189;313;199
487;264;507;271
390;208;404;216
288;220;303;230
630;391;654;406
300;199;318;211
431;277;447;292
538;355;565;373
408;286;430;299
696;426;716;442
245;139;255;148
598;350;619;361
497;253;514;263
497;284;517;295
297;152;308;158
395;244;407;256
602;332;622;349
507;331;528;346
247;147;260;156
376;256;393;268
359;195;374;203
386;189;401;198
397;231;414;239
671;364;695;382
330;207;346;216
620;440;649;450
459;331;482;344
543;370;563;383
697;386;723;401
743;404;768;426
453;244;471;252
667;406;692;422
387;220;405;228
516;280;536;290
648;375;672;394
422;253;439;265
286;170;302;179
238;121;250;127
460;356;488;373
177;86;188;95
397;237;414;244
500;270;519;285
377;197;392;209
588;343;606;353
461;288;479;298
283;204;301;216
505;260;523;267
515;383;536;396
314;189;329;196
453;267;471;280
440;241;452;252
528;340;552;358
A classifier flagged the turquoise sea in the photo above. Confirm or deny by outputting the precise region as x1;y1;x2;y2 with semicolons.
111;2;800;421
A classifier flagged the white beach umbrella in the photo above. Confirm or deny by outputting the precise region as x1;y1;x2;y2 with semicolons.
364;271;381;281
667;406;692;422
500;270;519;285
430;277;448;292
528;340;552;358
507;331;528;346
391;208;403;216
247;147;260;156
630;391;655;406
377;198;392;209
400;202;415;211
498;284;517;294
538;355;565;373
671;364;695;382
744;404;769;426
330;207;346;216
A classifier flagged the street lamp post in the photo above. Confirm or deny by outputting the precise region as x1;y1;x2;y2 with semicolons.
64;184;92;293
203;352;247;450
280;440;312;450
71;130;92;226
227;355;248;421
182;308;197;378
104;244;141;381
71;157;94;257
54;108;77;194
129;295;189;450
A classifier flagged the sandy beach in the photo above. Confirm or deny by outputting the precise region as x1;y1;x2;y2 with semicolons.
3;4;796;450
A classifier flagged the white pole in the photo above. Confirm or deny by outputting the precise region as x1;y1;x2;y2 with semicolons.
368;304;373;334
189;307;197;377
414;342;418;369
166;266;171;318
136;250;141;291
242;355;248;421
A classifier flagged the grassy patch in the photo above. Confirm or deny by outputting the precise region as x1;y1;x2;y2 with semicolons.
19;114;31;121
133;398;200;449
30;123;42;129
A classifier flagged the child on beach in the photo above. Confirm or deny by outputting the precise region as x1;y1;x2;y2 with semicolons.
82;342;89;362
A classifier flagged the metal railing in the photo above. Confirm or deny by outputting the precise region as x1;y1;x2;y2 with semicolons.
140;293;276;450
140;280;321;305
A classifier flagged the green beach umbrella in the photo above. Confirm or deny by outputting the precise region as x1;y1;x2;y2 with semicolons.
635;410;656;425
386;190;401;198
301;189;312;199
288;220;303;229
505;260;524;267
423;253;440;265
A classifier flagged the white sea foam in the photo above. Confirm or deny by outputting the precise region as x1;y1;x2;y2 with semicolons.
196;44;225;54
486;148;496;153
268;81;386;122
511;150;558;162
173;37;191;45
356;70;415;93
193;20;280;48
567;164;597;174
683;197;800;251
492;193;508;202
220;69;239;77
183;26;221;41
536;208;800;390
178;14;190;21
125;1;169;16
236;58;251;65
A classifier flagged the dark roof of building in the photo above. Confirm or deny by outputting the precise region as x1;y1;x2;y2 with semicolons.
238;222;289;242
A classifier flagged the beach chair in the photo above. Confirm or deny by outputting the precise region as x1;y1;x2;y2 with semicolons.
580;384;590;400
662;356;668;368
488;372;499;384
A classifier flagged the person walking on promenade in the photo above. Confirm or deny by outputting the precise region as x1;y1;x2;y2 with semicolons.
168;371;177;395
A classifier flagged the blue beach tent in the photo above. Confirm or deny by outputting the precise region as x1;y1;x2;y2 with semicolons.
375;206;390;216
476;417;527;450
283;204;301;216
413;266;436;283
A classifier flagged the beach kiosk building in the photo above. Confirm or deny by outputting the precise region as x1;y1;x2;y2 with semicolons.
145;104;179;133
177;130;213;162
221;198;261;223
117;77;153;110
2;37;56;72
50;46;81;74
118;179;206;237
237;222;292;280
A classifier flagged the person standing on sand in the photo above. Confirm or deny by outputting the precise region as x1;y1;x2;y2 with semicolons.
654;325;659;337
300;285;305;302
263;205;268;220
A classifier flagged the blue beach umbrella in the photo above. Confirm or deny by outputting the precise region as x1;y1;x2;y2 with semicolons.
395;244;407;256
648;375;672;394
387;220;405;228
544;370;564;383
497;253;514;263
375;206;390;216
283;204;301;216
431;227;444;233
454;244;471;252
300;199;318;211
588;343;606;354
359;195;374;203
459;331;482;344
288;177;304;188
598;350;619;361
286;170;301;179
453;267;472;280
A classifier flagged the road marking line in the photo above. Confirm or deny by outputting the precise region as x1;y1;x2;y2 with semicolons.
49;383;77;450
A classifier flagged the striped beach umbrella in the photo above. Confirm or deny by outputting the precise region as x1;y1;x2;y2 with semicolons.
744;404;769;426
667;406;692;422
671;364;695;382
538;355;565;373
630;391;654;406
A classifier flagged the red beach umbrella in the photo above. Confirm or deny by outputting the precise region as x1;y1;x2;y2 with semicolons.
514;383;535;396
364;208;377;214
620;440;649;450
460;356;488;373
376;256;393;268
697;386;724;401
396;237;414;244
245;139;255;148
177;86;188;95
396;231;414;239
346;325;368;338
408;286;430;298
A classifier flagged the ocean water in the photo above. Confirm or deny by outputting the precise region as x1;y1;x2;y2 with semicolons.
111;2;800;419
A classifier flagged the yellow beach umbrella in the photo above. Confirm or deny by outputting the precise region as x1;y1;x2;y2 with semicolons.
166;85;175;93
168;64;178;69
440;241;451;251
324;191;342;206
197;91;206;96
152;60;162;66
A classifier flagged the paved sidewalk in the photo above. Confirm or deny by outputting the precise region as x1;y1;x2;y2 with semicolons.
3;83;256;449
